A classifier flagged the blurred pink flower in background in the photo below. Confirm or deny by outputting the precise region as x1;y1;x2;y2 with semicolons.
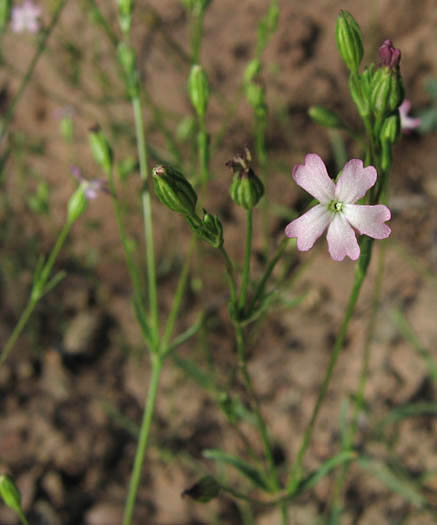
11;1;41;33
71;166;110;201
399;99;421;133
285;154;391;261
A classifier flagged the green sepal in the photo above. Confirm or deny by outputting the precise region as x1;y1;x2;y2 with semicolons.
349;72;370;118
188;64;209;118
230;171;264;210
89;126;113;175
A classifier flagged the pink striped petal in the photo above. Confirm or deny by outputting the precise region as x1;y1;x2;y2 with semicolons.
335;159;377;204
285;204;331;251
343;204;391;239
292;154;335;204
326;214;360;261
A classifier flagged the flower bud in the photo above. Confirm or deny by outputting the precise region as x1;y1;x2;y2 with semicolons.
117;42;139;97
188;65;209;118
153;165;198;216
370;65;404;118
244;59;261;85
380;113;401;145
182;476;220;503
349;72;370;117
67;185;88;224
0;475;23;516
117;0;134;34
379;39;401;69
335;10;363;72
308;105;345;129
187;210;223;248
245;82;266;110
227;148;264;210
89;126;113;174
0;0;12;30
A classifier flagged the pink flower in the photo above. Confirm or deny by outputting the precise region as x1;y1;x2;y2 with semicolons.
11;1;41;33
285;154;391;261
379;39;401;69
399;99;421;133
71;166;110;200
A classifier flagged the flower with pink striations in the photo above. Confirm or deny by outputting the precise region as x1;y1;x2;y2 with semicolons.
11;1;41;33
285;154;391;261
399;99;421;133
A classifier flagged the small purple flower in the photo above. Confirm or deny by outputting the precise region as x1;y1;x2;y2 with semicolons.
11;1;41;33
285;154;391;261
71;166;109;200
399;99;421;133
379;39;401;69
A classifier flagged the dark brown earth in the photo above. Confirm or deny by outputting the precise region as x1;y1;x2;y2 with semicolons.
1;0;437;524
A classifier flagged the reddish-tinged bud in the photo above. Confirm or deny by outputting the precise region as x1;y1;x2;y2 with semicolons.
379;40;401;69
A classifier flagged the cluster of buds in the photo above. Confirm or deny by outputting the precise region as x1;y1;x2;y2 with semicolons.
153;165;223;248
227;147;264;210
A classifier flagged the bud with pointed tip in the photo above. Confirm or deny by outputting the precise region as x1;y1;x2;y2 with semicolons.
335;10;363;72
0;475;24;517
153;165;198;216
188;65;209;118
89;126;113;175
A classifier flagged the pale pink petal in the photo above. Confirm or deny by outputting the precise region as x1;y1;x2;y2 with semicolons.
399;99;411;114
343;204;391;239
335;159;377;204
285;204;332;251
292;153;335;204
326;214;360;261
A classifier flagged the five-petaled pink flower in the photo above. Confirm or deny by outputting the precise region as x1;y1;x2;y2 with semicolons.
11;1;41;33
285;154;391;261
399;99;421;133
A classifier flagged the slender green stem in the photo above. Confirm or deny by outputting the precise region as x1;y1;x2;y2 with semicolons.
132;96;159;340
287;246;371;493
0;0;69;146
219;245;238;306
330;244;386;514
123;356;163;525
0;220;71;366
161;237;196;352
191;11;204;64
239;209;253;311
248;238;288;315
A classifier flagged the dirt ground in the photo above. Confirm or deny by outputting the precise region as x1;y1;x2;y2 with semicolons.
1;0;437;524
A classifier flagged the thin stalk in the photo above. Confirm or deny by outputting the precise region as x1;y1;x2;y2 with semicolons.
0;220;71;366
191;11;205;64
161;237;196;351
330;243;386;513
287;248;371;493
239;209;253;311
123;356;163;525
0;0;69;146
234;324;289;524
131;96;159;339
248;237;288;315
219;245;238;306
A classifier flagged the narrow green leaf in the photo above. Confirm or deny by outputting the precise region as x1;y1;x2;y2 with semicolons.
376;402;437;432
203;449;271;492
172;354;215;391
357;456;427;507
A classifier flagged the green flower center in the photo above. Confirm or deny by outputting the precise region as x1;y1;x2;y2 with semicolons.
328;200;344;213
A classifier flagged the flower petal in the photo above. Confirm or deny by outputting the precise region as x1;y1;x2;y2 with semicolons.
326;214;360;261
343;204;391;239
292;154;335;204
285;204;331;251
335;159;377;204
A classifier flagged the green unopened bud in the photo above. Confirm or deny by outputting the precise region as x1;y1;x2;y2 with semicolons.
187;210;223;248
117;42;139;97
117;0;134;33
182;475;220;503
0;0;12;30
370;67;404;119
67;185;88;224
0;475;24;516
336;10;363;72
89;126;113;174
244;59;261;85
380;113;401;144
227;148;264;210
245;82;266;110
153;165;198;216
188;65;209;118
308;106;345;129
